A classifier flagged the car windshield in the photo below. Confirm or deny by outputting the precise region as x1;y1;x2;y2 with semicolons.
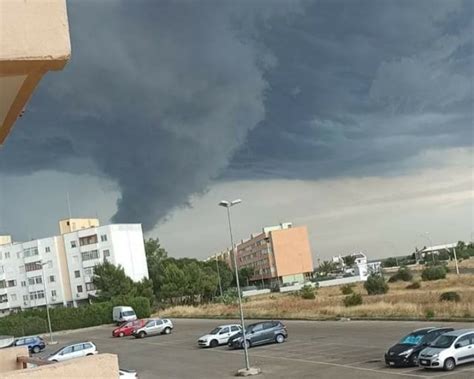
209;327;221;335
399;333;426;345
431;335;456;348
119;321;131;327
122;311;135;317
50;346;67;356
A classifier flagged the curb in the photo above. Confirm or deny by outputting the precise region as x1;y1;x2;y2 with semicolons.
40;324;114;342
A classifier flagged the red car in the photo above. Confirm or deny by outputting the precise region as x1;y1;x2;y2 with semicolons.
113;319;146;337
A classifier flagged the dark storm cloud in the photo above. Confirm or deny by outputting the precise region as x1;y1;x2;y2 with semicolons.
228;0;473;179
0;0;471;232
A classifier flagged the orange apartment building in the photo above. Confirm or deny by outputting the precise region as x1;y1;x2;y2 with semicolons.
209;223;314;286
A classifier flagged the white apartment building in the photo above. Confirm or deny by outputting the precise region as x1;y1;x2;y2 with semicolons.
0;219;148;313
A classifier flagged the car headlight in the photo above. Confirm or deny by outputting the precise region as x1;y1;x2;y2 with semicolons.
432;353;439;358
399;348;413;357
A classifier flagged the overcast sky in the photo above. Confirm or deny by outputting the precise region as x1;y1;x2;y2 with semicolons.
0;0;472;262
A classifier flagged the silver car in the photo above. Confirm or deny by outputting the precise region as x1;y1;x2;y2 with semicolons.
133;318;173;338
419;329;474;371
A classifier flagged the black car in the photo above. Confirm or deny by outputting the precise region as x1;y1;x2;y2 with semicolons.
228;321;287;349
385;327;454;367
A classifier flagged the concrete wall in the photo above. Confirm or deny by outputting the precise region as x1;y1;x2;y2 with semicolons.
2;354;119;378
59;219;100;235
0;346;28;373
242;289;271;297
316;276;365;288
271;226;314;277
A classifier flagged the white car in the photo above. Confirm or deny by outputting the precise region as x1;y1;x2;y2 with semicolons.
133;318;173;338
419;329;474;371
47;341;98;362
119;368;138;378
198;324;242;348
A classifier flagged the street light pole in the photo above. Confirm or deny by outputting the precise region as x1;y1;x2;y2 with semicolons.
452;247;460;275
219;199;251;371
40;262;54;344
215;255;223;298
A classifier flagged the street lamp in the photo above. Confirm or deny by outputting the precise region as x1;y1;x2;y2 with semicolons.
40;262;54;344
218;199;255;374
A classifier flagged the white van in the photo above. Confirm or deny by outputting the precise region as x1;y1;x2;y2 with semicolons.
113;306;137;324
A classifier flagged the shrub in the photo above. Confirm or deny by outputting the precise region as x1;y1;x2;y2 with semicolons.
364;274;389;295
215;288;239;305
421;266;447;281
388;267;413;282
406;281;421;289
340;284;354;295
425;309;435;319
300;285;316;299
343;293;363;307
440;291;461;303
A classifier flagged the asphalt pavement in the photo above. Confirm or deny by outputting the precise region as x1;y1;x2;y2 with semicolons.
38;319;474;378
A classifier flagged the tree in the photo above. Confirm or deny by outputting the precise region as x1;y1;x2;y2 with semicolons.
144;238;168;296
317;261;335;276
92;261;136;301
237;267;255;287
342;255;357;267
364;273;389;295
382;257;398;268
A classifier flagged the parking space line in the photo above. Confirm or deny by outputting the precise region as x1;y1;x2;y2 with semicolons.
209;348;429;378
431;366;474;377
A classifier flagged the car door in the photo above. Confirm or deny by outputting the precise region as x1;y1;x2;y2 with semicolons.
144;320;156;335
58;346;73;361
154;319;164;335
217;327;230;344
454;334;474;364
230;325;241;338
261;322;276;343
71;344;84;358
15;338;24;347
249;323;264;345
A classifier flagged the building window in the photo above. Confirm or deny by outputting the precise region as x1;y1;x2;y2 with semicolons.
7;280;16;287
45;246;51;253
4;252;10;259
86;282;95;291
0;280;5;289
51;290;57;298
71;241;77;248
10;294;17;302
77;285;83;293
25;261;42;272
100;234;108;242
79;235;98;246
23;247;39;258
81;250;99;261
103;249;110;258
74;270;81;278
29;291;45;300
21;281;26;287
28;276;42;285
23;295;28;302
0;294;8;303
49;275;55;283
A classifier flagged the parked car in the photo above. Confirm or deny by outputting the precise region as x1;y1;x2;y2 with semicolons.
132;318;173;339
228;321;287;349
13;336;46;354
113;306;137;324
385;327;454;367
419;329;474;371
119;368;138;378
198;324;242;348
47;342;98;362
113;319;147;338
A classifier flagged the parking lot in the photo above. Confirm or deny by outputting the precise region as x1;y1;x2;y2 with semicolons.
39;319;473;378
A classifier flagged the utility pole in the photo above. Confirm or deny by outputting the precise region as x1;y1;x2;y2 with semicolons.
453;247;460;275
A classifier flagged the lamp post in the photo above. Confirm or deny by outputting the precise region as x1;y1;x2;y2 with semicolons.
215;254;223;298
218;199;252;373
40;262;54;344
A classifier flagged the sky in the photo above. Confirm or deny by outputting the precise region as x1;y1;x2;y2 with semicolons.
0;0;472;262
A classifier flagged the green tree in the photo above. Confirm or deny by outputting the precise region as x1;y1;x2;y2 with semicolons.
342;255;357;267
144;238;168;295
382;257;398;268
92;260;136;301
364;273;389;295
317;261;335;276
237;267;255;287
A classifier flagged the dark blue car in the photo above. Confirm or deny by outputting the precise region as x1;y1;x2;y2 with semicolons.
14;336;46;354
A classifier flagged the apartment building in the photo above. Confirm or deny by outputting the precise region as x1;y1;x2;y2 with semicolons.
209;223;314;286
0;219;148;313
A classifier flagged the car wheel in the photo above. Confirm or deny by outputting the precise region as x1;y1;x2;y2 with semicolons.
52;360;58;363
410;353;418;366
443;358;455;371
139;331;146;339
275;334;285;344
86;353;93;357
32;346;40;354
164;327;171;335
242;340;251;349
119;332;124;338
210;339;218;348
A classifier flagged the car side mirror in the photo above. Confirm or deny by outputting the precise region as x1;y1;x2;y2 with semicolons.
455;343;461;349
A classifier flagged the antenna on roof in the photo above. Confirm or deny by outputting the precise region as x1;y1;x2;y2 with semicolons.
66;192;72;219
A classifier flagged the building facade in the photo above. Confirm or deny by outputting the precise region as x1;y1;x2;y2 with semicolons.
209;223;314;286
0;219;148;314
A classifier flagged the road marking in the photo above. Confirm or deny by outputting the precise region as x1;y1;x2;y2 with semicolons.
431;365;474;377
209;348;429;378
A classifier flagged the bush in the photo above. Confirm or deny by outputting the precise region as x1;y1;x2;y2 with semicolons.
425;309;435;319
440;291;461;303
300;285;316;299
388;267;413;282
406;281;421;289
343;293;363;307
421;266;447;281
215;288;239;305
340;284;354;295
364;274;389;295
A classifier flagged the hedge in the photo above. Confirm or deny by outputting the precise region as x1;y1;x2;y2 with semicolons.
0;296;151;337
421;266;447;281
